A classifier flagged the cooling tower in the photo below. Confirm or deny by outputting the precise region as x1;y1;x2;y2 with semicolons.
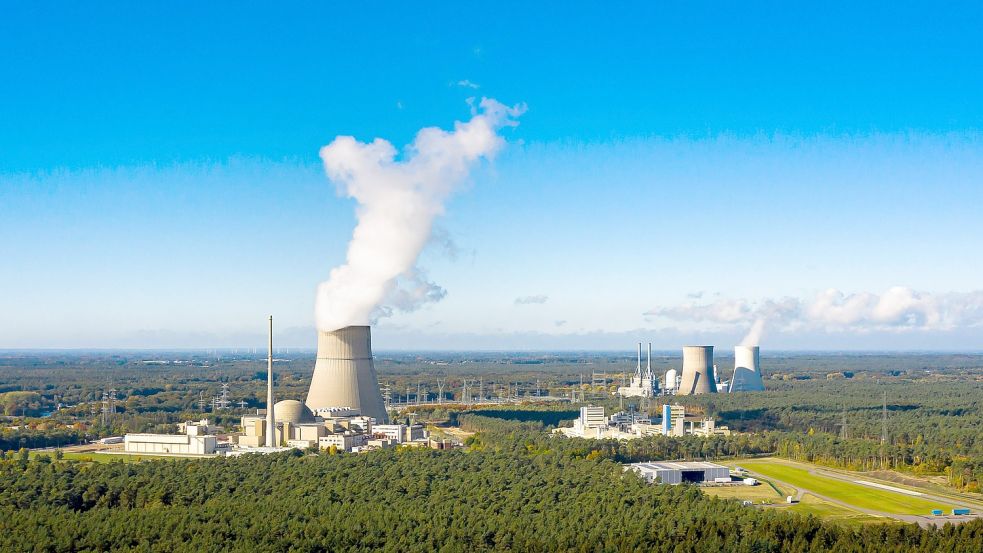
729;345;765;392
306;325;389;423
677;346;716;395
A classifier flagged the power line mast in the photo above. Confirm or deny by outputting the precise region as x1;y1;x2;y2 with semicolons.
436;377;445;405
839;406;849;440
881;391;889;468
881;391;888;445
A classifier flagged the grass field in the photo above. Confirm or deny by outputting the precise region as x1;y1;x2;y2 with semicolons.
29;451;172;463
739;459;951;515
789;495;891;527
702;483;784;502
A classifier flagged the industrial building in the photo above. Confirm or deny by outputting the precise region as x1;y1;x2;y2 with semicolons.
617;342;659;398
627;461;731;485
307;325;389;423
555;404;729;439
678;346;716;395
124;419;224;455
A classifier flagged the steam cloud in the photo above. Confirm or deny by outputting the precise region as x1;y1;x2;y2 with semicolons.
646;286;983;344
315;98;525;331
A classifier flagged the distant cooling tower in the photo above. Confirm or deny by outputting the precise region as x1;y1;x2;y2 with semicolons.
677;346;716;395
729;345;765;392
306;325;389;423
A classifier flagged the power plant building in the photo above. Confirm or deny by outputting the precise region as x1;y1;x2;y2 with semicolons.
617;343;660;398
124;420;221;455
677;346;716;395
729;345;766;392
307;325;389;423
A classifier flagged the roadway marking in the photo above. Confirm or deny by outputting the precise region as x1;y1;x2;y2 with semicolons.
853;480;924;496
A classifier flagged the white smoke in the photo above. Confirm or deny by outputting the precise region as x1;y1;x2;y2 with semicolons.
740;318;766;346
315;98;525;331
646;287;983;342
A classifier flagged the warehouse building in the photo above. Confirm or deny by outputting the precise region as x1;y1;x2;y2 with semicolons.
627;461;730;485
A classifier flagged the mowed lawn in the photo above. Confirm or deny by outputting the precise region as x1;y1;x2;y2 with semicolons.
739;459;951;515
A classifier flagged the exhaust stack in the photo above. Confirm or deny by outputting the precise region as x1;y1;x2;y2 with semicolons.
266;316;276;447
306;325;388;423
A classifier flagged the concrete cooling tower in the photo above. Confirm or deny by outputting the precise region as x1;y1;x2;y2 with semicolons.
729;345;765;392
677;346;716;395
306;325;389;423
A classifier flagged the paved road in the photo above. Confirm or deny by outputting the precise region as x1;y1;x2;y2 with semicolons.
744;465;981;528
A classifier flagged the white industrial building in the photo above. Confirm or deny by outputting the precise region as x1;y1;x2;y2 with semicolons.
555;404;729;439
617;343;660;398
374;423;427;444
627;461;731;485
124;420;222;455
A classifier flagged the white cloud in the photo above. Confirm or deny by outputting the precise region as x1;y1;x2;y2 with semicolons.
456;79;480;89
515;294;549;305
646;287;983;344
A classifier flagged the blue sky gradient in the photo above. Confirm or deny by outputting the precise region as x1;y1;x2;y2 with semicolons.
2;3;981;349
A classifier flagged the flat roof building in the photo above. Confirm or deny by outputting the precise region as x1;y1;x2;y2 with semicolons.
627;461;730;485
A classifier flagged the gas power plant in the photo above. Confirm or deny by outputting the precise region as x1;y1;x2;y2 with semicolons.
617;343;767;397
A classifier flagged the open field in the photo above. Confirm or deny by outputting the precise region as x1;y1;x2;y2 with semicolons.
788;495;890;527
702;483;784;502
739;458;953;515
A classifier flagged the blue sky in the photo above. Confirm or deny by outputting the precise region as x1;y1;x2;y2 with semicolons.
1;3;982;349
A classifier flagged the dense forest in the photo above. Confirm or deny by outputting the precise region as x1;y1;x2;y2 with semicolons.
2;351;982;492
2;447;983;552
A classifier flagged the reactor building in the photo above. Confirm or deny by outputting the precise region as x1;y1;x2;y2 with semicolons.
728;345;765;392
677;346;716;395
306;325;389;424
617;342;659;398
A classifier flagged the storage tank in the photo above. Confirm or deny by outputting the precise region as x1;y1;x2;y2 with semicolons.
306;325;389;423
729;345;765;392
677;346;716;395
664;369;678;391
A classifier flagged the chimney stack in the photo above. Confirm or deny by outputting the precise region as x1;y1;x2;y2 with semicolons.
266;316;276;447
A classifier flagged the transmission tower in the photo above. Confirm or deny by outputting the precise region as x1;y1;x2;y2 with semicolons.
436;377;445;404
881;391;888;445
838;406;849;440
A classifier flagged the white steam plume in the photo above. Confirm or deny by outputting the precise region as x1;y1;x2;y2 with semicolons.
740;318;766;346
315;98;525;332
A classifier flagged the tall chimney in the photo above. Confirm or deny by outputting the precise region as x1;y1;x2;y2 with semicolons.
678;345;716;395
266;315;276;447
636;342;642;375
646;342;652;377
307;325;388;423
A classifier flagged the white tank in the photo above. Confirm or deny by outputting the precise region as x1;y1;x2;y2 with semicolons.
665;369;678;391
306;326;389;423
678;345;716;395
